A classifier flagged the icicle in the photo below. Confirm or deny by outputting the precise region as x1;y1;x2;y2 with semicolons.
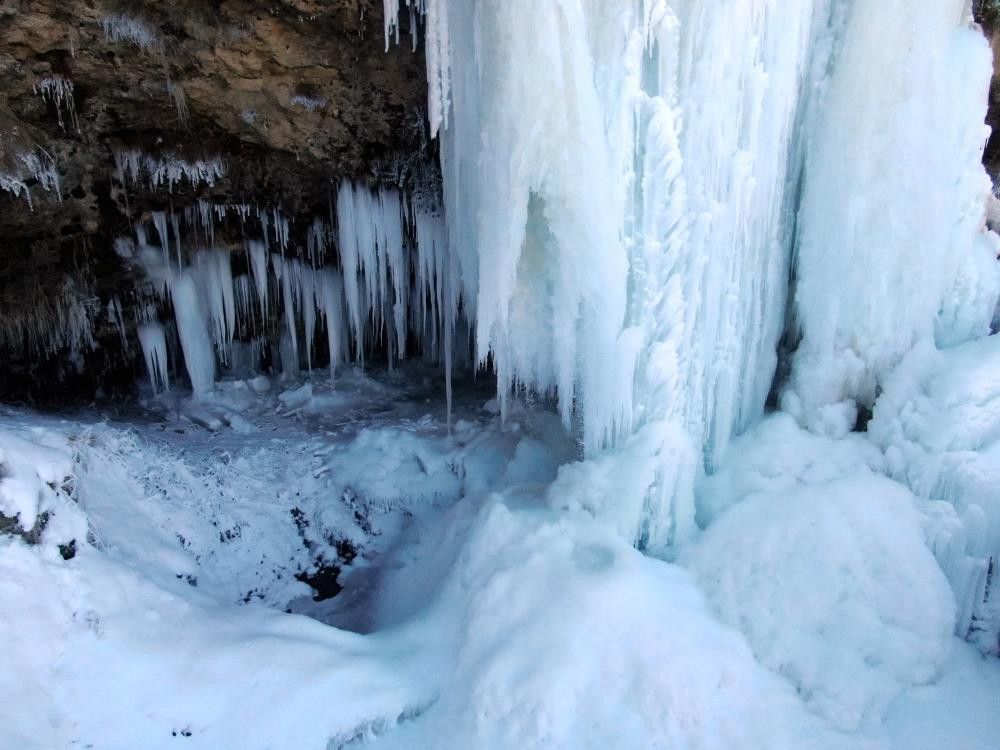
166;80;189;127
336;182;364;353
169;273;215;396
151;210;170;266
170;209;183;272
273;208;290;254
99;13;158;49
107;296;128;351
247;239;270;318
137;322;169;394
272;254;300;369
33;74;78;132
193;250;237;365
307;218;327;267
198;200;215;245
319;270;345;380
259;211;270;252
112;148;224;192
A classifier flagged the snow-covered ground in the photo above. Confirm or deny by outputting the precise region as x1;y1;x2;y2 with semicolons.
1;364;998;750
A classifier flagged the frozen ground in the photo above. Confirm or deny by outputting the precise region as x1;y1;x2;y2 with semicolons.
0;365;997;750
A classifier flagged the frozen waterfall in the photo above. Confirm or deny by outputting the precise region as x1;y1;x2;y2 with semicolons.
381;0;1000;643
128;0;1000;645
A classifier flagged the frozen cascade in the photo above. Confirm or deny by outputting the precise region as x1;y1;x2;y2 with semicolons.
120;2;1000;648
393;0;1000;645
786;0;1000;428
395;0;841;547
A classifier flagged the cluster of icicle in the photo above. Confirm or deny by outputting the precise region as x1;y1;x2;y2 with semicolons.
33;74;79;132
0;276;96;361
0;150;62;209
131;180;458;404
386;0;1000;645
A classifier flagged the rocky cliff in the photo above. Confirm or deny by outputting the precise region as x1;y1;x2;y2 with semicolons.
0;0;430;400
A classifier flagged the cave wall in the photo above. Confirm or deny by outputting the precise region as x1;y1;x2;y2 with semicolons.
0;0;431;402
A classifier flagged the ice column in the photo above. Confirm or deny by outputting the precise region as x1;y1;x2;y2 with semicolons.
787;0;1000;428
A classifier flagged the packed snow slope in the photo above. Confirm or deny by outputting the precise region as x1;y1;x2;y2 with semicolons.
3;0;1000;747
1;370;999;749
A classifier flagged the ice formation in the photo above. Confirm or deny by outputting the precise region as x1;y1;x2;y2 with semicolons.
786;0;1000;425
136;323;169;394
128;180;463;404
49;0;995;689
98;13;158;50
113;148;225;192
0;277;95;360
377;0;1000;643
379;0;845;547
289;95;328;112
0;150;62;208
869;337;1000;649
33;74;78;131
5;1;1000;746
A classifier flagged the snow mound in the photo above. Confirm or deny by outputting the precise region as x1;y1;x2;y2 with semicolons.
0;420;78;535
369;496;857;750
686;418;954;730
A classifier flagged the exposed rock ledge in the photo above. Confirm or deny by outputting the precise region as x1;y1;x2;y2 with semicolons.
0;0;430;399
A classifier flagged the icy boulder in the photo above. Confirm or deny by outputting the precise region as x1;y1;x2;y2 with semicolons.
0;423;83;548
685;419;954;730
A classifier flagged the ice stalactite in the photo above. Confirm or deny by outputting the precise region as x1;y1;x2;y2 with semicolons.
169;273;216;397
132;181;464;399
0;277;96;362
0;150;62;208
136;323;169;394
98;13;159;50
113;148;225;193
33;74;78;132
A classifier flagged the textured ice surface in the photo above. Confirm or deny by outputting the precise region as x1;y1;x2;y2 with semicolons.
870;336;1000;651
686;415;955;730
787;0;1000;418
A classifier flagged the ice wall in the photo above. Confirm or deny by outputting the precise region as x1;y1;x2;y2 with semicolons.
781;0;1000;646
786;0;1000;430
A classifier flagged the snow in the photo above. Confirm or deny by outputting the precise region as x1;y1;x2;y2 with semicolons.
0;357;998;749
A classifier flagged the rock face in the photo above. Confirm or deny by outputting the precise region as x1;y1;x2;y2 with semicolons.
0;0;430;400
976;2;1000;178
